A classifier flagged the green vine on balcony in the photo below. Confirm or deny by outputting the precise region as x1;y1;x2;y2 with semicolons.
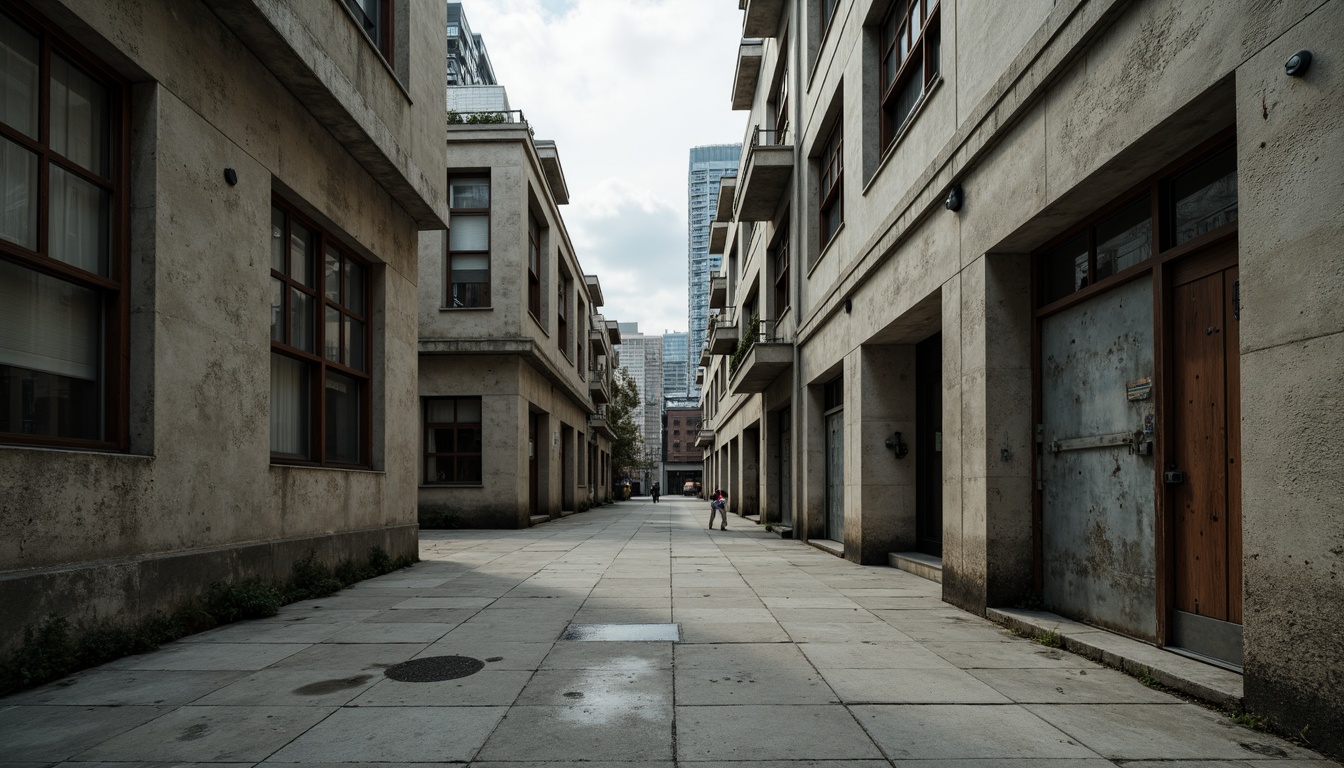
730;314;760;375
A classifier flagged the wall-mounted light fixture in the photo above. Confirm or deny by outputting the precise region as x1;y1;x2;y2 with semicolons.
885;431;908;458
1285;50;1313;77
945;184;964;212
223;168;239;186
844;298;852;314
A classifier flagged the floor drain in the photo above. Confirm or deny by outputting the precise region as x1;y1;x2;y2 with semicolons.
384;655;485;682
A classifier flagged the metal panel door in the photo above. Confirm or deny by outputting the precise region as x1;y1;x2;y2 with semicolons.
915;333;943;557
825;409;845;542
777;409;792;526
529;414;539;517
1170;255;1242;666
1040;276;1157;639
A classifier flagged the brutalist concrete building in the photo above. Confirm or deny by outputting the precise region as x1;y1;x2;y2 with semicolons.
706;0;1343;753
0;0;449;652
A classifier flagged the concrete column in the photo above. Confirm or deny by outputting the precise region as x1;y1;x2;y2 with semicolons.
944;253;1033;613
742;425;761;517
845;343;917;564
800;378;828;540
1235;6;1344;753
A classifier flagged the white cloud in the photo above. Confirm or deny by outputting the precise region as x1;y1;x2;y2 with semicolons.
465;0;746;334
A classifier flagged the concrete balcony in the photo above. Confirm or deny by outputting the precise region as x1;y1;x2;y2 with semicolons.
589;313;605;344
709;221;728;254
708;314;740;355
588;413;616;441
695;367;705;386
709;275;727;310
733;39;764;110
698;345;711;368
589;372;610;404
741;0;785;38
605;320;621;345
584;275;605;307
694;420;716;448
715;173;738;222
729;341;792;394
739;126;793;222
534;140;569;205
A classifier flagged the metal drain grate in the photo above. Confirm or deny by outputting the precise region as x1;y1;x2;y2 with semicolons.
560;623;680;642
384;655;485;682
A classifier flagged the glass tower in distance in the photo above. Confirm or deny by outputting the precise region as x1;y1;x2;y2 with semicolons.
687;144;740;399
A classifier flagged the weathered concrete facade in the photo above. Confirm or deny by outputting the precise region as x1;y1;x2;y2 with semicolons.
707;0;1343;753
417;123;617;528
0;0;448;652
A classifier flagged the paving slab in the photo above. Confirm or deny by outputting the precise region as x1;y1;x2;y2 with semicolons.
514;668;671;707
266;706;505;762
675;704;883;762
797;641;953;669
475;704;673;762
0;705;168;762
76;705;334;762
347;668;532;706
5;669;246;706
269;642;428;672
540;641;674;669
819;666;1012;704
101;642;309;671
193;667;382;706
967;666;1178;704
852;704;1103;760
321;621;456;644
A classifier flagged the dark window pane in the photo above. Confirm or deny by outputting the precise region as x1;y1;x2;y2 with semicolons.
427;455;454;483
449;178;489;209
456;398;481;422
48;164;111;276
324;306;341;362
325;370;361;464
324;246;341;301
426;398;455;422
289;221;314;286
891;60;924;131
0;363;100;439
270;207;285;272
461;426;482;452
1095;196;1151;280
456;455;482;483
429;427;454;453
50;55;109;177
345;316;365;371
270;278;284;342
1171;146;1237;246
345;259;365;315
270;354;310;458
1042;233;1089;304
449;214;488;251
291;288;314;352
0;15;40;139
0;137;38;250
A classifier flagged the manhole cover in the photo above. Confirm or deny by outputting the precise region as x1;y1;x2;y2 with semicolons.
384;655;485;682
560;623;680;642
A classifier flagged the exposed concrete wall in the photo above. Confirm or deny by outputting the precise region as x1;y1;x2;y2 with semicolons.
846;343;916;564
0;0;446;653
1235;0;1344;755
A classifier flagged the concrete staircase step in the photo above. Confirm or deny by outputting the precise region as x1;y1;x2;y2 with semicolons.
889;551;943;583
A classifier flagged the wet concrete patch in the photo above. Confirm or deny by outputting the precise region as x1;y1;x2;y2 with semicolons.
294;674;372;695
561;623;681;642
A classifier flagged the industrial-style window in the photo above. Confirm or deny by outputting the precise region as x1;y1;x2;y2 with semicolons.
576;296;586;377
448;176;490;308
557;266;571;356
423;397;482;484
819;124;844;247
773;217;791;316
527;212;542;320
820;0;840;34
879;0;941;151
1038;142;1237;308
343;0;394;65
0;7;128;450
270;202;372;467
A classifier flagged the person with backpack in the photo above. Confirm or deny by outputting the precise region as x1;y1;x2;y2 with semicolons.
709;488;728;530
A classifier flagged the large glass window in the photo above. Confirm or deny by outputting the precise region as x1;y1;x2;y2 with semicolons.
343;0;394;65
879;0;940;151
0;8;125;449
448;176;490;308
527;212;542;319
424;397;483;484
557;267;571;356
819;124;844;248
773;218;790;316
270;202;371;466
1170;146;1237;246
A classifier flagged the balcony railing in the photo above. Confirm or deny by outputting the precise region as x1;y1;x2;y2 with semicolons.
750;124;789;149
708;309;740;355
447;109;528;126
729;317;792;394
738;124;794;221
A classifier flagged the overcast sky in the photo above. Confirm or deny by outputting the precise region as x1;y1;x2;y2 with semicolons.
465;0;746;336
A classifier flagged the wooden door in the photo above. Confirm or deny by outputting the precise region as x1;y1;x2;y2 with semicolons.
825;409;845;542
1169;249;1242;665
777;409;792;527
915;333;943;557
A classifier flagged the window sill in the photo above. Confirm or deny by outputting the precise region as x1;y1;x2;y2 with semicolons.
807;221;847;277
864;76;944;197
419;483;484;489
271;463;385;475
440;306;493;312
0;442;149;459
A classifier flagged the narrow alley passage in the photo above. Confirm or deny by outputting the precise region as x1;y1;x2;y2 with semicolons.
1;498;1330;765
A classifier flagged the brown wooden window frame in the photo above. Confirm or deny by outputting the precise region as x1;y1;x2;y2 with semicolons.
343;0;395;67
1033;135;1238;317
818;123;844;248
879;0;940;152
0;3;130;452
527;212;542;320
269;198;373;468
576;295;586;378
557;266;571;358
773;216;791;317
423;396;483;485
447;174;491;309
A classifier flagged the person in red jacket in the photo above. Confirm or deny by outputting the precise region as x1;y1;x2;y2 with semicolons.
709;488;728;530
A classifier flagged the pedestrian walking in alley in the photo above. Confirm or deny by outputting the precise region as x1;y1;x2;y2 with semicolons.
651;483;660;503
709;488;728;530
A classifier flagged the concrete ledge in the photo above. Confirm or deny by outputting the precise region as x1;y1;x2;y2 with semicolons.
889;551;943;583
987;607;1244;710
809;538;844;558
744;513;761;523
529;514;551;526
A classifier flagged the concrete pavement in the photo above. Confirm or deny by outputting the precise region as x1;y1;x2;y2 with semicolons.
1;497;1334;766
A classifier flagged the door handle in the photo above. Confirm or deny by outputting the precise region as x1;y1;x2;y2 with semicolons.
1164;470;1187;485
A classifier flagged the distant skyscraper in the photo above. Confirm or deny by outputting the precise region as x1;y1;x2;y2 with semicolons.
662;332;690;402
447;3;496;87
616;323;664;481
687;145;740;398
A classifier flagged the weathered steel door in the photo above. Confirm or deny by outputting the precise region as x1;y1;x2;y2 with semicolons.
777;409;792;527
1040;276;1157;639
1169;252;1242;666
529;414;539;517
825;409;845;542
915;333;943;557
